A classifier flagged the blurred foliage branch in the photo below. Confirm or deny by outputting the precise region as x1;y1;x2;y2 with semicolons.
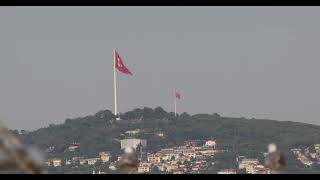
0;125;44;174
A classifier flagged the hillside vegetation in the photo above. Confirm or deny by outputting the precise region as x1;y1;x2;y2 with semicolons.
15;107;320;173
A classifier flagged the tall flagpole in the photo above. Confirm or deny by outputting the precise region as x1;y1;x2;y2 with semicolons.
174;88;177;116
113;48;118;119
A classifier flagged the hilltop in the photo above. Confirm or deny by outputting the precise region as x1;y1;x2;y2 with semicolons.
14;107;320;173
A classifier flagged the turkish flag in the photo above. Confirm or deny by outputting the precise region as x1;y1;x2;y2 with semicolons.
175;90;181;100
115;50;133;75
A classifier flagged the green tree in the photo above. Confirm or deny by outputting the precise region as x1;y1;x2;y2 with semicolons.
154;106;167;119
180;112;191;119
95;110;114;121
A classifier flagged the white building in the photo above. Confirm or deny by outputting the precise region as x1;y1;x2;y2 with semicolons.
204;140;216;148
238;158;259;170
68;145;78;152
157;133;164;137
183;150;196;159
310;153;317;159
291;148;302;155
65;159;72;165
52;159;62;167
79;159;87;165
173;171;183;174
120;138;147;151
199;149;216;157
218;169;237;174
125;129;140;136
192;167;199;171
86;158;100;165
162;152;180;161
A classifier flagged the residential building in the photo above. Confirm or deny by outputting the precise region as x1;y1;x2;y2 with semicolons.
79;159;87;165
217;169;237;174
138;162;152;173
183;150;196;159
204;140;216;148
166;164;178;172
253;166;271;174
125;129;140;136
52;159;62;167
192;166;199;171
199;149;216;157
99;152;111;163
147;154;161;164
173;170;183;174
157;133;164;137
86;158;100;165
68;145;78;152
65;159;72;165
238;158;259;170
71;156;83;164
291;148;301;155
162;152;180;161
310;153;317;159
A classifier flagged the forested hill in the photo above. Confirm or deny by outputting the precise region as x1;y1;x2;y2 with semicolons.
15;107;320;160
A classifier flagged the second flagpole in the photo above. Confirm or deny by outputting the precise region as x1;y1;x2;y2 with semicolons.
174;88;177;116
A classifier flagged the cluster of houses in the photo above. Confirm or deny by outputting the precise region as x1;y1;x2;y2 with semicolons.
236;156;271;174
44;139;272;174
136;140;218;174
47;139;309;174
291;144;320;167
45;143;111;168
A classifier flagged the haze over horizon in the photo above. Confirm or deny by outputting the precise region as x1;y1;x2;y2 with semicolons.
1;7;320;130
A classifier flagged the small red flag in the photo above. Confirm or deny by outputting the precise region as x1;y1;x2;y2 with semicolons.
175;90;181;100
115;50;132;75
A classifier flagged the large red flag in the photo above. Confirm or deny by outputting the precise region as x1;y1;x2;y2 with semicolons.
115;50;133;75
175;90;181;100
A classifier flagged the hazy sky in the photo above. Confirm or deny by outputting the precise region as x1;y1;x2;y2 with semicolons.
1;7;320;130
